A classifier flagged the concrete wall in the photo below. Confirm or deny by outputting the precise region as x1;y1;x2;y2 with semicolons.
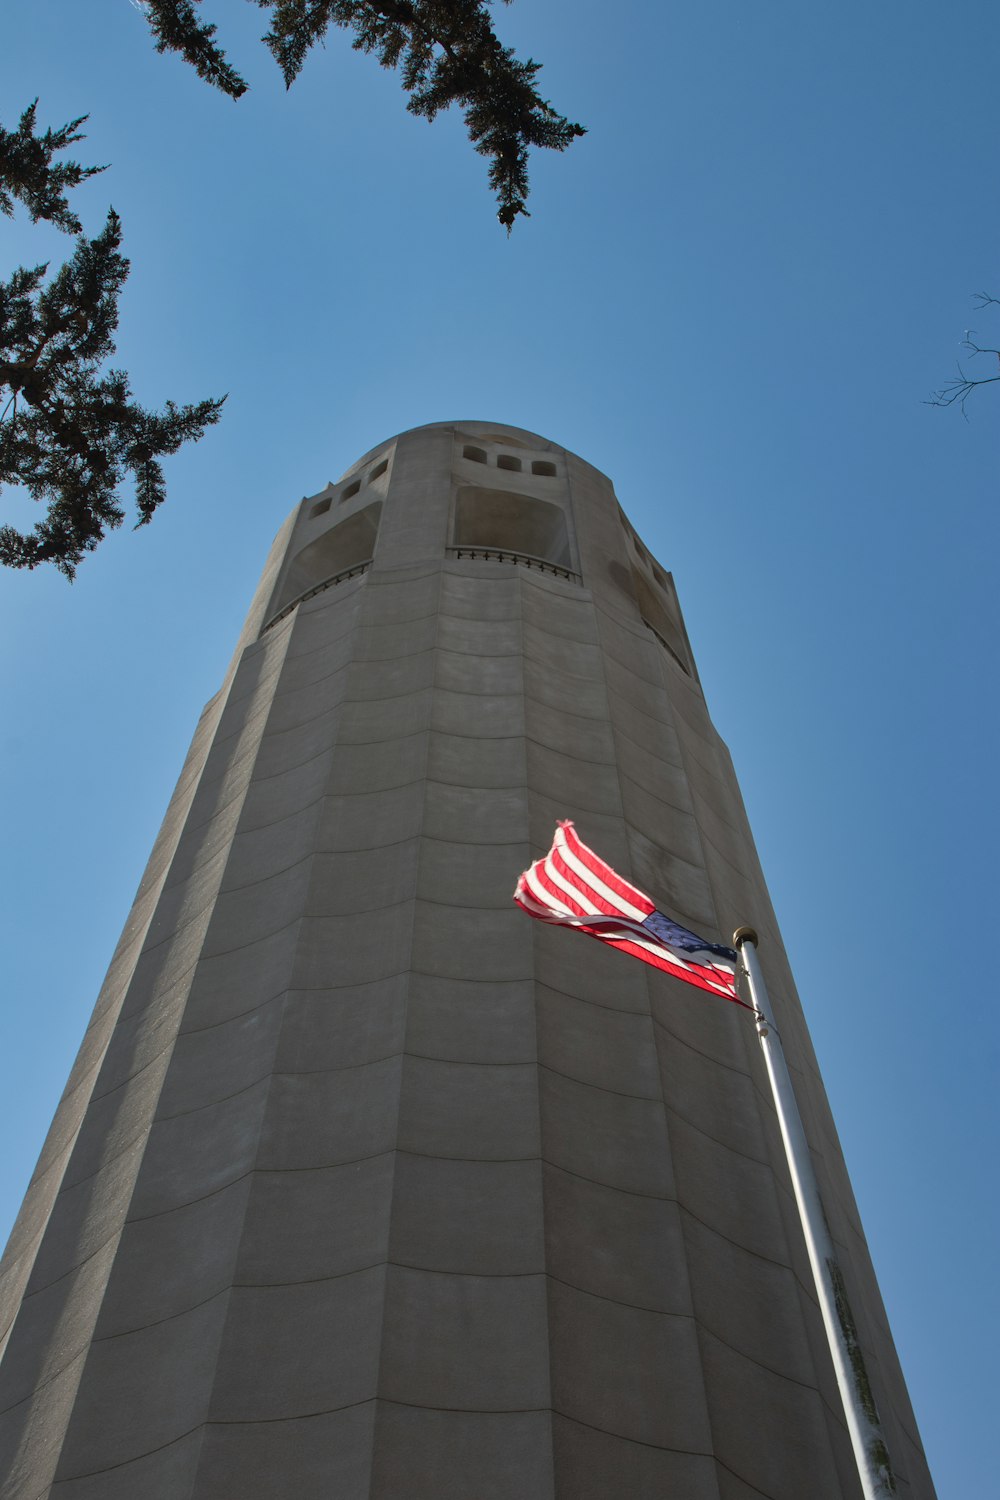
0;424;935;1500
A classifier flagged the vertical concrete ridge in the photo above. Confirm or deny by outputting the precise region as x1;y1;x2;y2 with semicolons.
0;620;297;1500
46;589;381;1495
18;621;296;1500
518;568;558;1500
365;563;444;1500
539;552;720;1491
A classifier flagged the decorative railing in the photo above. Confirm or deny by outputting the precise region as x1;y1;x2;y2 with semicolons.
261;544;582;636
261;559;372;633
446;546;580;584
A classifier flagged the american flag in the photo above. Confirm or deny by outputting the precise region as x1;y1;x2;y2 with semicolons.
514;821;742;1004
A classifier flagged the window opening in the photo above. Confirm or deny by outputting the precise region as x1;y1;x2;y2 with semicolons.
453;487;571;570
631;568;691;676
273;501;383;617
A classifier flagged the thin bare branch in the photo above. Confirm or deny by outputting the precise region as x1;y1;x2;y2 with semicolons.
929;294;1000;417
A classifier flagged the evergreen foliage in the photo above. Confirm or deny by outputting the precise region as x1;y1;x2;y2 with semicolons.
0;105;224;578
142;1;585;228
142;0;249;98
0;101;106;234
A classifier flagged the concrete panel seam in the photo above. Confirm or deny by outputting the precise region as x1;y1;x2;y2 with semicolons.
686;817;752;883
534;977;650;1019
217;848;316;896
549;1407;712;1458
677;1204;817;1293
424;727;524;748
412;893;527;914
646;1007;754;1079
175;912;304;964
539;1274;693;1321
164;768;258;847
278;1051;533;1079
400;1048;536;1068
231;731;410;788
84;1028;185;1110
16;1250;135;1333
37;1121;153;1204
537;1061;662;1106
522;686;608;724
694;1319;832;1400
155;1072;276;1124
91;1285;231;1345
0;1342;88;1420
178;988;285;1039
49;1419;204;1486
283;618;377;665
604;683;704;749
374;1394;551;1417
714;1455;783;1499
663;1103;771;1168
618;768;715;835
400;1153;675;1204
123;1167;258;1225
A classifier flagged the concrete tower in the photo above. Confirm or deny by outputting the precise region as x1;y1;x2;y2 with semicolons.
0;423;935;1500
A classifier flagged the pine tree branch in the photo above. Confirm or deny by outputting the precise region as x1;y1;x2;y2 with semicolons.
0;209;225;577
0;101;106;233
140;0;249;98
140;1;584;227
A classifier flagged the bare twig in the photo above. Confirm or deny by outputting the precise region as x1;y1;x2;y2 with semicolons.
927;295;1000;417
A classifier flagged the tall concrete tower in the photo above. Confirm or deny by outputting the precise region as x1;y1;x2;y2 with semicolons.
0;423;935;1500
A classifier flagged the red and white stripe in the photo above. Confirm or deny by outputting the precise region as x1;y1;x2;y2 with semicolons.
514;822;740;1003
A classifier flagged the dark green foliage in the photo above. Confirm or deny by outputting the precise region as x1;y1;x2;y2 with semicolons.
144;1;585;228
0;105;224;578
0;100;106;234
142;0;249;98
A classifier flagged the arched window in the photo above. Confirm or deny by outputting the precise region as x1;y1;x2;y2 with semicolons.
453;487;571;570
631;568;691;675
274;502;382;613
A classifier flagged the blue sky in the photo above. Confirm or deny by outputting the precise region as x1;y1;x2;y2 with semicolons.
1;3;997;1491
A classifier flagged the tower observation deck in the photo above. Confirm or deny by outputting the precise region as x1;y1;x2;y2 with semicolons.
0;423;936;1499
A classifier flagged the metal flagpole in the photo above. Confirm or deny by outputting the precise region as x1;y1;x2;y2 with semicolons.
732;927;896;1500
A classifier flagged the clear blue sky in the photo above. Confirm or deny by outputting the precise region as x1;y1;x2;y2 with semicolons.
1;4;997;1492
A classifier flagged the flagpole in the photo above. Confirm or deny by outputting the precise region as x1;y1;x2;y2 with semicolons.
733;928;896;1500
